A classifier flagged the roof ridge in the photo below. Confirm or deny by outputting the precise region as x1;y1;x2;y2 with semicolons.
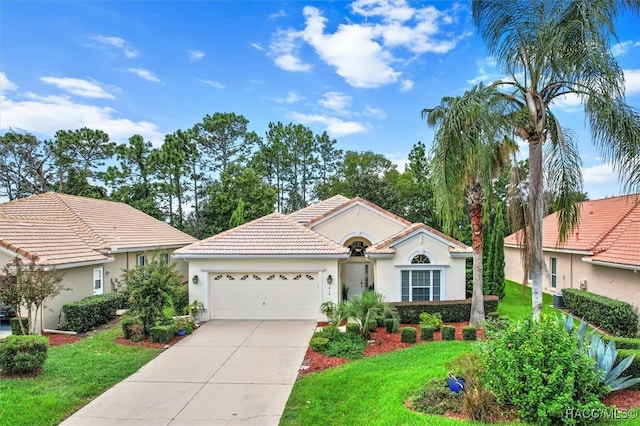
304;196;412;228
49;193;110;250
588;195;640;251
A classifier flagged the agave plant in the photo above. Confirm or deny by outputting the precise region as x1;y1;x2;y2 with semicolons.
333;290;399;339
563;314;640;391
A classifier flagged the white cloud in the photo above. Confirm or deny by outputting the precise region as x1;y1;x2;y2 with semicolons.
128;68;161;83
201;79;225;89
1;92;164;145
319;91;352;113
188;49;205;61
363;105;387;119
399;79;414;91
466;57;501;85
92;35;138;58
270;9;287;19
1;72;18;92
275;91;304;103
124;50;139;58
251;43;264;51
611;40;640;57
550;93;584;112
269;1;467;89
624;69;640;96
582;163;616;185
289;111;370;137
40;76;115;99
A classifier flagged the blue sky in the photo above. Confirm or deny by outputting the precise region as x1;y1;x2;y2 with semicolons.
1;0;639;200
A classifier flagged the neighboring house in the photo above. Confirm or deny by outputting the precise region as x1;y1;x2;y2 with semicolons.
0;192;197;331
173;195;472;321
504;194;640;308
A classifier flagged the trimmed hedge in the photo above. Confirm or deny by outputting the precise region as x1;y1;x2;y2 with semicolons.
400;327;417;343
420;325;435;341
121;316;146;341
62;293;123;333
441;325;456;340
390;296;499;324
346;323;360;335
616;349;640;390
150;325;177;344
0;335;48;374
310;337;330;352
462;325;477;341
10;317;29;335
562;288;638;337
603;336;640;350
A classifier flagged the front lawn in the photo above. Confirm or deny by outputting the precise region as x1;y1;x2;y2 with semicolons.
0;323;162;426
497;279;553;321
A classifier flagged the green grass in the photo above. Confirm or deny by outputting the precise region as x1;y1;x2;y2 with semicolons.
497;279;553;321
0;323;162;426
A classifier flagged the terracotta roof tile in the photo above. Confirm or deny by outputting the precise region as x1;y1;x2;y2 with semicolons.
368;223;471;254
174;213;350;257
287;195;350;224
0;193;196;266
504;194;640;267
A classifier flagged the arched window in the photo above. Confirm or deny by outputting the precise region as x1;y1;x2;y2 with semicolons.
411;254;431;264
348;240;368;257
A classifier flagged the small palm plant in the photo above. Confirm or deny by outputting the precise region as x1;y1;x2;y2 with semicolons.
333;290;399;339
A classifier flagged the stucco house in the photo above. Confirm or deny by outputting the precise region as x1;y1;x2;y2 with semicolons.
173;195;472;321
504;194;640;308
0;192;197;331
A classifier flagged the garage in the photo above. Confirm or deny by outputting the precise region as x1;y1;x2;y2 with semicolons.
209;272;319;319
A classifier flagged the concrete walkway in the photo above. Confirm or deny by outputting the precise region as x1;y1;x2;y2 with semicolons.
61;320;317;426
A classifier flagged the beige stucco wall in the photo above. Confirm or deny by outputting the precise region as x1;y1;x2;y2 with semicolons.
505;245;640;309
185;257;340;321
311;204;406;244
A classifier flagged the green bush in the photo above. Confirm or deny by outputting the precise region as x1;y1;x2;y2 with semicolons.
462;326;477;341
149;325;176;344
420;325;435;341
441;325;456;340
322;333;366;359
400;327;417;343
604;335;640;350
10;317;29;335
345;323;360;335
170;284;189;315
616;349;640;390
0;335;48;374
62;293;121;333
391;296;499;323
480;315;606;425
367;318;378;332
310;337;330;352
384;317;399;333
419;312;443;329
562;288;638;337
121;315;146;341
374;315;385;327
172;316;195;334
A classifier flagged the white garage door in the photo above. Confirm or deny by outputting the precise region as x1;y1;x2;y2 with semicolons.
209;272;318;319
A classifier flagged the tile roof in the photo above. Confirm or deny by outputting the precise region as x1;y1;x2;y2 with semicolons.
304;196;413;229
287;195;350;224
504;194;640;267
368;223;472;254
0;193;197;266
174;213;350;257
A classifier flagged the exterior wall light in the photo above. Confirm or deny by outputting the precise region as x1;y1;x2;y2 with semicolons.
192;275;199;284
327;274;333;285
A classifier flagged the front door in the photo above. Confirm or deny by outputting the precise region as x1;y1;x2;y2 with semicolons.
343;263;369;300
93;267;104;295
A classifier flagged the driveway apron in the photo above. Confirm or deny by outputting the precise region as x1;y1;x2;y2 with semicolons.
60;320;317;426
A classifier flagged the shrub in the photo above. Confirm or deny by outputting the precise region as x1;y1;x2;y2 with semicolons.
322;333;366;359
461;385;501;423
374;315;385;327
480;315;606;425
345;323;360;335
410;379;463;415
310;337;330;352
462;326;477;341
334;291;399;338
384;318;399;333
122;315;146;341
0;335;48;374
603;335;640;350
446;352;486;386
400;327;417;343
562;288;638;337
63;293;121;333
391;296;499;323
169;284;189;316
482;313;510;337
441;325;456;340
367;318;378;332
10;317;29;335
149;325;176;344
419;312;443;329
173;316;195;335
420;325;435;341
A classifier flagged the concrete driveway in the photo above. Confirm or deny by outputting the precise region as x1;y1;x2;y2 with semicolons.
61;320;317;426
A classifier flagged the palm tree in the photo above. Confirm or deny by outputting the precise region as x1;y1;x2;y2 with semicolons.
333;290;399;339
472;0;640;318
423;84;513;327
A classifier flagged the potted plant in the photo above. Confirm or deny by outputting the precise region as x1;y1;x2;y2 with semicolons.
320;301;337;321
187;299;205;324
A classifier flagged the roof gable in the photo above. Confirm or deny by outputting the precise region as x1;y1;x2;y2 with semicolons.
305;197;412;230
174;213;349;257
287;195;350;224
368;223;471;255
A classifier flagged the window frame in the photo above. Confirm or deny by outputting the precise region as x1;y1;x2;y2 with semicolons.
137;254;147;267
550;257;557;289
400;268;443;302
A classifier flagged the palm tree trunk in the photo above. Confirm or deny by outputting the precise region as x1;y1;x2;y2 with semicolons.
529;138;545;319
469;183;485;327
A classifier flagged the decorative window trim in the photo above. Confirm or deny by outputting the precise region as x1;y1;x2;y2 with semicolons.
400;269;443;302
137;254;147;267
406;249;435;264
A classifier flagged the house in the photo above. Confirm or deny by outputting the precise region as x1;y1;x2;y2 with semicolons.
173;195;472;321
0;192;197;330
504;194;640;308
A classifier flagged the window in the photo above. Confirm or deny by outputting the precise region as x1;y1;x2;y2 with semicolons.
161;253;169;264
137;254;147;266
348;241;368;257
550;257;557;289
401;270;441;301
411;254;431;264
93;268;104;295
